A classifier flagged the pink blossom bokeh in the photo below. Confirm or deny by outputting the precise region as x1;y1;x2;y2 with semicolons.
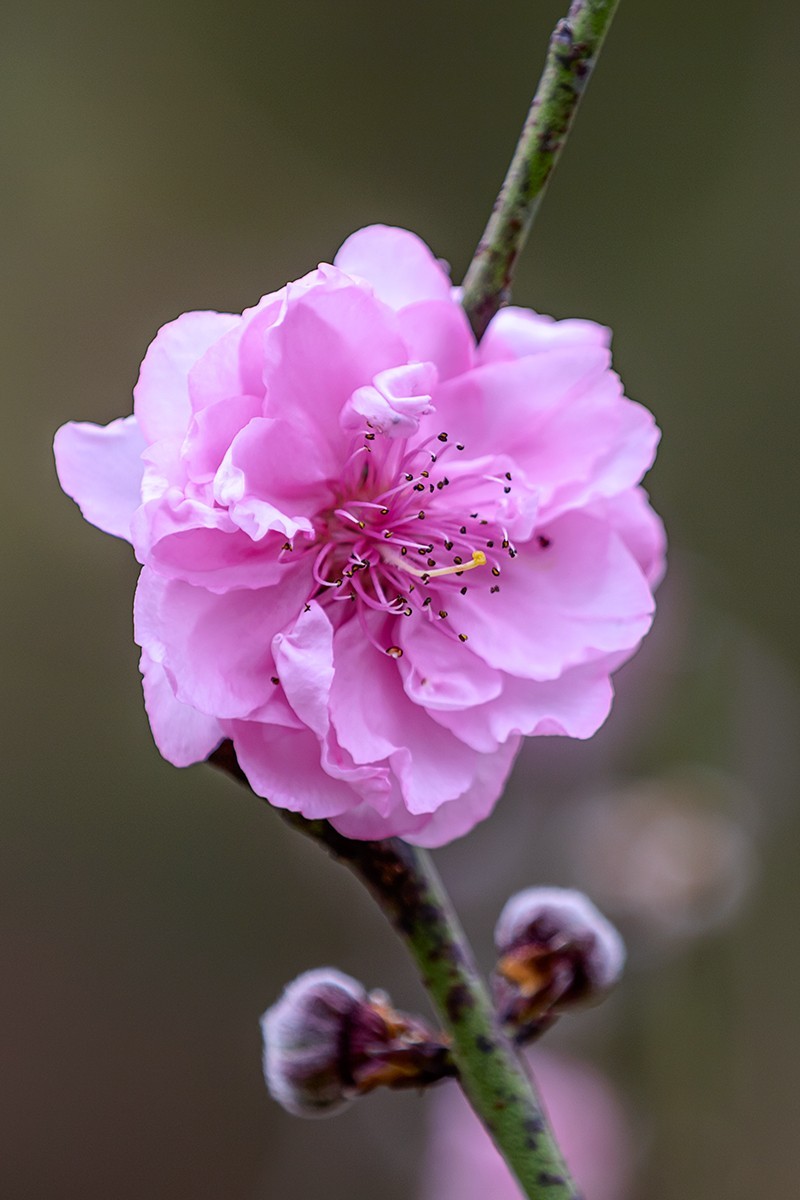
54;225;664;845
421;1050;634;1200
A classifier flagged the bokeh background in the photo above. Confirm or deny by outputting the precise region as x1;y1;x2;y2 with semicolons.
3;0;799;1196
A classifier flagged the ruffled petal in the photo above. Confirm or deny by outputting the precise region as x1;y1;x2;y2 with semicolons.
329;614;481;813
479;307;610;364
213;416;331;541
134;311;239;443
430;663;616;753
273;602;334;738
227;722;364;819
397;616;503;711
434;354;658;518
398;300;475;382
342;362;437;439
53;415;145;541
181;394;264;484
131;493;291;591
334;225;452;309
134;565;312;719
591;487;667;588
454;511;655;680
139;650;223;766
262;271;408;465
405;736;521;848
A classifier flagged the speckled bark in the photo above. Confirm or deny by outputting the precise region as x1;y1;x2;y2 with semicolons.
210;741;581;1199
461;0;621;341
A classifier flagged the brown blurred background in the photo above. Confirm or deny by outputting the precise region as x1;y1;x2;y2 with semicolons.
2;0;799;1196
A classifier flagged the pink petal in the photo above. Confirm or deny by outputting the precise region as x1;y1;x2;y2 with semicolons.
261;273;407;465
342;362;438;439
134;564;312;719
329;615;403;763
434;353;658;517
181;393;264;483
397;617;503;711
398;300;475;382
454;512;655;680
593;486;667;588
330;790;431;842
134;311;239;443
140;650;223;766
329;614;480;813
228;722;367;820
53;415;146;541
479;306;610;364
334;225;452;309
272;602;334;738
213;416;331;541
406;736;521;848
131;493;291;591
187;290;285;414
431;663;616;753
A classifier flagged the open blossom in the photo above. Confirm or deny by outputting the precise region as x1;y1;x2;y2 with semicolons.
54;225;664;846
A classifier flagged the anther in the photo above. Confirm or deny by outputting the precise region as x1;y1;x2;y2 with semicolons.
458;633;468;642
386;646;403;659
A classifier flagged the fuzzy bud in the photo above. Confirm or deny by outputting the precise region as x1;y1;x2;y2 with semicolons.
493;887;625;1040
261;967;453;1118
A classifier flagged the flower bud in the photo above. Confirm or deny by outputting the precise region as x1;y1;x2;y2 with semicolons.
493;887;625;1040
261;967;453;1118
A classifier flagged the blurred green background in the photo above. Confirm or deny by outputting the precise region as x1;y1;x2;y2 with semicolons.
3;0;798;1196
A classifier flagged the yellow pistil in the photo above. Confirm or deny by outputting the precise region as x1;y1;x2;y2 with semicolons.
385;548;487;579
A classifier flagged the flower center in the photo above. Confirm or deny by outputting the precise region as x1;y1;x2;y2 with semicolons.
286;427;517;653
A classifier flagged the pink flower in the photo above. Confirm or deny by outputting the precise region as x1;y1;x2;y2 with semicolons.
54;226;664;845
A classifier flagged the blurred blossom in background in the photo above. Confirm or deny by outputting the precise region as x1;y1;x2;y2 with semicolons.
3;0;799;1197
421;1050;634;1200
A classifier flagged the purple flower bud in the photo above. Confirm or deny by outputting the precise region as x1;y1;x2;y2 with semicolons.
493;888;625;1039
261;968;453;1118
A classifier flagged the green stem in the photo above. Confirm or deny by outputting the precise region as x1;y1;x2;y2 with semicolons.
461;0;621;340
210;744;579;1200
